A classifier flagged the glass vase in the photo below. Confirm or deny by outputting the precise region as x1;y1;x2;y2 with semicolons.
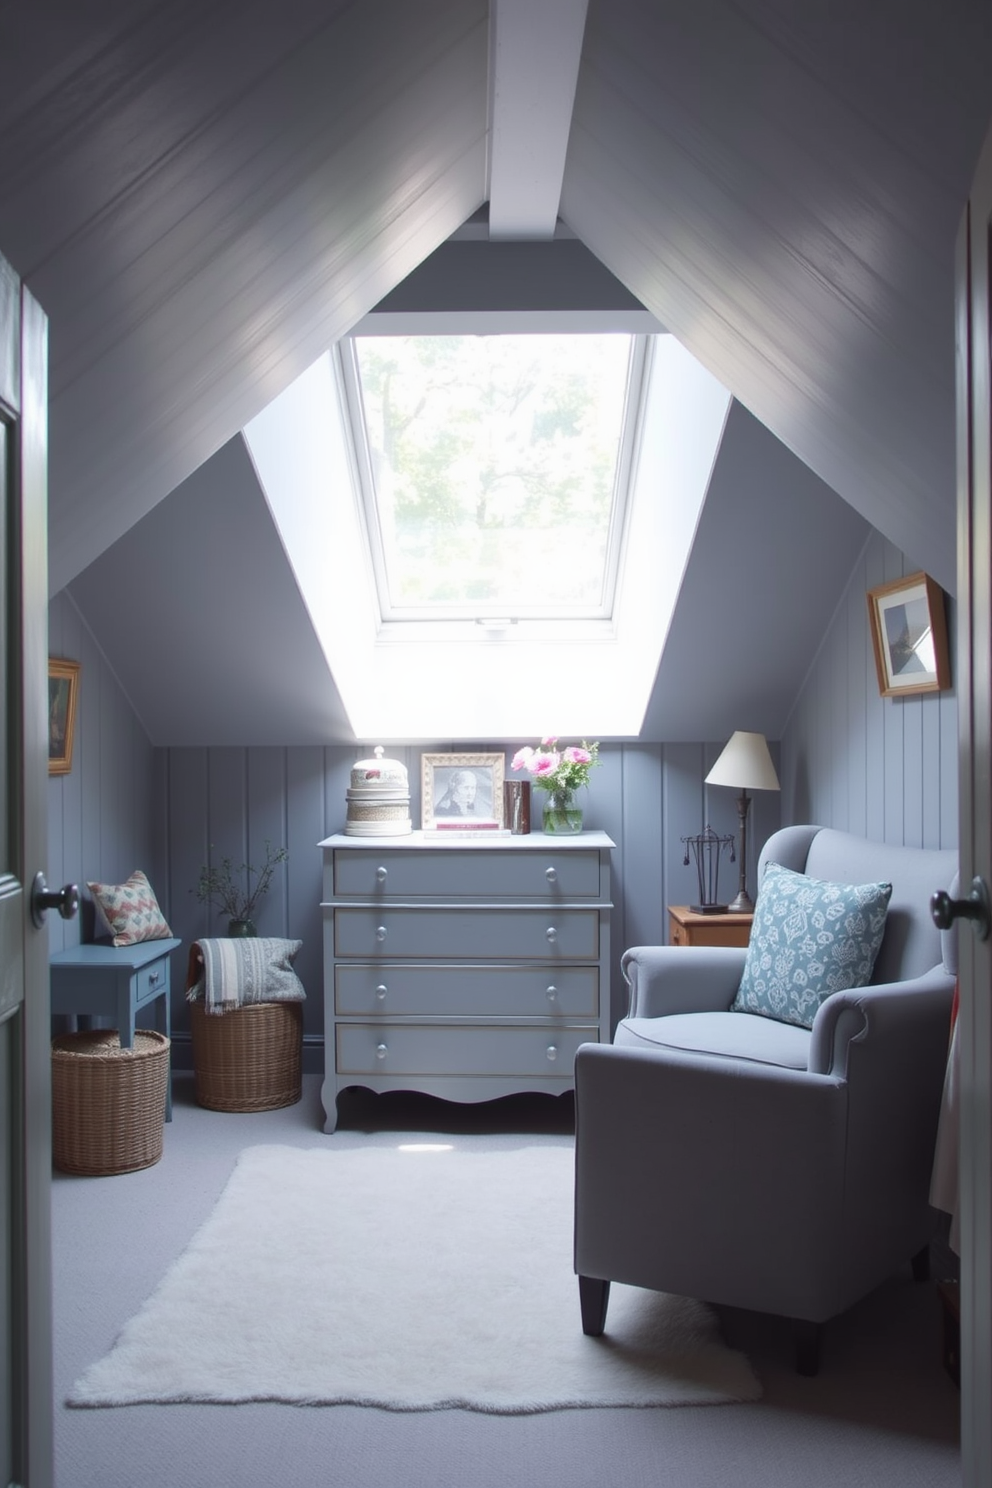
228;919;257;937
542;794;583;834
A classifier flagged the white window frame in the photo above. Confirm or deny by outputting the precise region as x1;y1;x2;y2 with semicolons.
336;328;653;633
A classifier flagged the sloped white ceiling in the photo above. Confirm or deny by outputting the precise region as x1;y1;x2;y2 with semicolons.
2;0;990;744
562;0;992;593
1;0;989;599
66;397;868;748
0;0;490;593
68;436;353;746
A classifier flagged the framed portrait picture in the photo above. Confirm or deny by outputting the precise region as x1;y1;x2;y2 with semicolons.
421;752;505;829
866;571;950;698
48;658;80;774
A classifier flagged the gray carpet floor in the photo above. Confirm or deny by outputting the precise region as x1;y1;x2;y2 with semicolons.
53;1074;962;1488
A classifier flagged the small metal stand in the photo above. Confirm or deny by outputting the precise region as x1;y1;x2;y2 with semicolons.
682;825;736;914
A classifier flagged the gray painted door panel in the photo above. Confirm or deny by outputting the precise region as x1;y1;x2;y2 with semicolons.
958;123;992;1488
0;253;53;1487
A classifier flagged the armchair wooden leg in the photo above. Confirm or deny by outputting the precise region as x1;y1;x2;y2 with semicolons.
579;1276;611;1336
794;1319;822;1377
911;1244;930;1282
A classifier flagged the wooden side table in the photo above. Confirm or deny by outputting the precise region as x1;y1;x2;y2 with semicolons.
49;939;180;1120
667;906;753;949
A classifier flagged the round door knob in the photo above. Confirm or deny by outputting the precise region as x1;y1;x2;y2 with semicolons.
375;1043;388;1060
30;873;79;929
375;984;387;1002
931;877;991;942
375;925;387;942
546;984;558;1003
376;866;388;883
546;926;557;944
545;866;558;883
546;1044;558;1062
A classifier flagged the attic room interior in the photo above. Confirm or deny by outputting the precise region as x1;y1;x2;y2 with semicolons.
3;1;992;1485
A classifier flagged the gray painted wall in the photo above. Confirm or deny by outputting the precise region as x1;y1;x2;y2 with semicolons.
158;738;781;1070
44;584;783;1073
47;524;958;1089
47;591;161;953
780;530;958;850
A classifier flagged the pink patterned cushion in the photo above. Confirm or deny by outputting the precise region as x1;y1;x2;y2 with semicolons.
87;869;172;947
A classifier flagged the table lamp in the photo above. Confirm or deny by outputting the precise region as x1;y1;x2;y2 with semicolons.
705;731;780;913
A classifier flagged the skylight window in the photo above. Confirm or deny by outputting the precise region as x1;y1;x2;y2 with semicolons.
343;333;641;623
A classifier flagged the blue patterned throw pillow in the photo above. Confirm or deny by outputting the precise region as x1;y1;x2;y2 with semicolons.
732;862;892;1028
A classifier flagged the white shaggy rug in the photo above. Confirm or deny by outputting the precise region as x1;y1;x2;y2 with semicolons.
69;1139;761;1412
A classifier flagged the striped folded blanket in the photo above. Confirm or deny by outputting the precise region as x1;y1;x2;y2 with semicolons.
186;937;306;1016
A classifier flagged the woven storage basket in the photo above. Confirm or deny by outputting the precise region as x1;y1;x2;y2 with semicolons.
190;1000;302;1112
52;1029;169;1176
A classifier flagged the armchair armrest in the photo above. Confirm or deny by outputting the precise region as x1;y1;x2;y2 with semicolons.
621;944;747;1018
808;965;956;1077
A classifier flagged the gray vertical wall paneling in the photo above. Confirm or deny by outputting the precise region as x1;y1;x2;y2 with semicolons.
781;529;957;850
863;538;887;842
150;745;170;914
881;541;906;843
751;739;783;884
662;743;707;924
205;748;249;930
245;747;288;938
166;749;210;1021
921;681;942;849
903;696;924;848
286;747;326;1043
46;592;156;952
585;744;624;1028
619;745;663;957
830;579;851;832
846;562;869;838
322;746;357;838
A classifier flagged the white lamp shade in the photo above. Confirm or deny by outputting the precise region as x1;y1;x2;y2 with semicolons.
705;731;780;792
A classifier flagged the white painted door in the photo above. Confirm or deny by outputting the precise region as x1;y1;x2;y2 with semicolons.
0;255;55;1486
955;123;992;1488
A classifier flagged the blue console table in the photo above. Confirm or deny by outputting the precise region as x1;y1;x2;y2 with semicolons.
49;938;180;1120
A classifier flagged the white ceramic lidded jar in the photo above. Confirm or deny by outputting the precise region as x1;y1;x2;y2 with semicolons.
344;746;412;836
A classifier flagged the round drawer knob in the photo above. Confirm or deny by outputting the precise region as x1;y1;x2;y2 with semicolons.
376;865;388;883
376;1043;388;1060
375;984;387;1002
376;925;387;942
546;1044;558;1062
545;866;558;883
546;926;558;944
546;985;558;1003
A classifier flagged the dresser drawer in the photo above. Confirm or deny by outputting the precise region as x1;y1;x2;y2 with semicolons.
333;907;600;961
336;1022;599;1077
331;847;601;900
134;956;170;1008
334;963;599;1017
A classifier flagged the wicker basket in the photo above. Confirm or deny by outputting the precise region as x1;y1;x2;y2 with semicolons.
52;1029;169;1176
190;1000;302;1112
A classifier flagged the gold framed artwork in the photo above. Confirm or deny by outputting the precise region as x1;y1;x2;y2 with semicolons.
48;658;80;774
421;752;505;829
866;571;950;698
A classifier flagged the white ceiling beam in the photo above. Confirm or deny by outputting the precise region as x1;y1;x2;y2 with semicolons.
487;0;589;240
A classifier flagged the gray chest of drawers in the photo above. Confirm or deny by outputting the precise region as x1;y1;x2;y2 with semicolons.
319;831;614;1132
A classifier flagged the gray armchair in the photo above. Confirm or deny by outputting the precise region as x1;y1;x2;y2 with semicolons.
574;825;958;1373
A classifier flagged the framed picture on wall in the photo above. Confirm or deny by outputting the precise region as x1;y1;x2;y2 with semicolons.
48;658;80;774
866;571;950;698
421;752;505;829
